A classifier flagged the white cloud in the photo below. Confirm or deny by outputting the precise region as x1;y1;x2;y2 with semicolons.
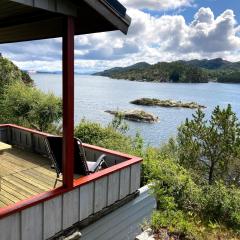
0;7;240;72
119;0;194;11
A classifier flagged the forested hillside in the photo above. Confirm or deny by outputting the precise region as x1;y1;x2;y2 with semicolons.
94;58;240;83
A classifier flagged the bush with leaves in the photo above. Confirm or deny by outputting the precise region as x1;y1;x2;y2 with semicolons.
0;56;33;94
202;182;240;229
74;117;143;154
145;148;240;237
0;81;62;132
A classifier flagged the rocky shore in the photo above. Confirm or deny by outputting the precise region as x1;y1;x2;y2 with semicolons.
105;109;159;123
130;98;206;109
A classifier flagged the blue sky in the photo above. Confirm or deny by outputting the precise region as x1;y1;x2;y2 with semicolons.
144;0;240;23
0;0;240;72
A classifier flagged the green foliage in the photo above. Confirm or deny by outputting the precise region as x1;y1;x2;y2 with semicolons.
0;81;62;132
177;105;240;185
145;147;240;237
202;182;240;229
218;71;240;83
0;56;33;94
74;117;143;154
151;210;199;240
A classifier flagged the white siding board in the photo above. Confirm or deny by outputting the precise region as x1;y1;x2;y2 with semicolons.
94;177;107;213
130;164;141;193
63;188;79;229
119;167;130;199
0;213;20;240
43;196;62;239
21;204;43;240
107;172;120;206
79;182;94;221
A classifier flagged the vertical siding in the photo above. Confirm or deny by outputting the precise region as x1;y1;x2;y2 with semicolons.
130;164;141;192
119;167;130;199
63;189;80;229
79;182;94;221
0;213;20;240
43;196;62;239
107;172;120;206
0;127;8;143
21;204;43;240
94;177;108;213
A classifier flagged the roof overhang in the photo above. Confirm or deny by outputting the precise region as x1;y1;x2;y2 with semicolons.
0;0;131;44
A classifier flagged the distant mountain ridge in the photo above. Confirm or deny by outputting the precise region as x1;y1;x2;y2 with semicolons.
94;58;240;83
180;58;240;70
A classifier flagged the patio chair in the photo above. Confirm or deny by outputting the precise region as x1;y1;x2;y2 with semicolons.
44;136;107;187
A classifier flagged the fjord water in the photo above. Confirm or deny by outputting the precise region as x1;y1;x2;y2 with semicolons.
32;74;240;146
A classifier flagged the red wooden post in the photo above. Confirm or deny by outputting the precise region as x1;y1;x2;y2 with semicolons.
62;16;75;188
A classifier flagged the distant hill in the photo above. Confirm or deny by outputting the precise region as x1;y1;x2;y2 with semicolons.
180;58;240;70
94;62;151;76
94;58;240;83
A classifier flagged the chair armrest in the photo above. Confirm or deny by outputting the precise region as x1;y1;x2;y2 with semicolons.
87;154;107;173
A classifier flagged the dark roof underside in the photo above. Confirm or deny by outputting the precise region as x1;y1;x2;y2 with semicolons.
0;0;130;44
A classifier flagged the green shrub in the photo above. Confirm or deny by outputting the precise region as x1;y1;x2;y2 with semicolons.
202;182;240;229
74;118;143;154
0;81;62;132
151;210;199;240
0;56;33;94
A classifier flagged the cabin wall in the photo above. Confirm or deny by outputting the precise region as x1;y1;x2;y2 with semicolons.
0;163;141;240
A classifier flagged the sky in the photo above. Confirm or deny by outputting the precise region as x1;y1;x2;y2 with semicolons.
0;0;240;73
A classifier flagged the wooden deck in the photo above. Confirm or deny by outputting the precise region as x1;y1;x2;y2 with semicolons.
0;147;62;208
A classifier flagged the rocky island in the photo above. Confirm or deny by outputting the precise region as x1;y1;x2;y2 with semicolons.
105;109;159;123
130;98;206;109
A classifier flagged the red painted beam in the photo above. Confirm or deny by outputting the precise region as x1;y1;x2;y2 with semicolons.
62;16;75;188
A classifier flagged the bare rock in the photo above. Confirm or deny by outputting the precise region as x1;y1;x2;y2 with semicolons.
131;98;206;109
105;109;159;123
135;228;155;240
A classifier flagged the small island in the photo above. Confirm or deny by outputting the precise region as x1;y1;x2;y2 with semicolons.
105;109;159;123
130;98;206;109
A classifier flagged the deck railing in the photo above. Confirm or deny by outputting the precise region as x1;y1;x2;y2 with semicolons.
0;124;142;240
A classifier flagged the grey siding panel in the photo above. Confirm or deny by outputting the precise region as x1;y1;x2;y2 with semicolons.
107;171;120;205
43;196;63;239
21;204;43;240
119;167;130;198
0;213;20;240
80;185;156;240
94;177;108;213
79;182;94;221
63;188;80;229
130;164;141;192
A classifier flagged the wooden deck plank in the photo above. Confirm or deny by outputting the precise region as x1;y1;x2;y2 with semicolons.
0;147;62;208
1;183;28;200
15;171;53;190
4;175;42;195
2;179;36;198
0;189;20;203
